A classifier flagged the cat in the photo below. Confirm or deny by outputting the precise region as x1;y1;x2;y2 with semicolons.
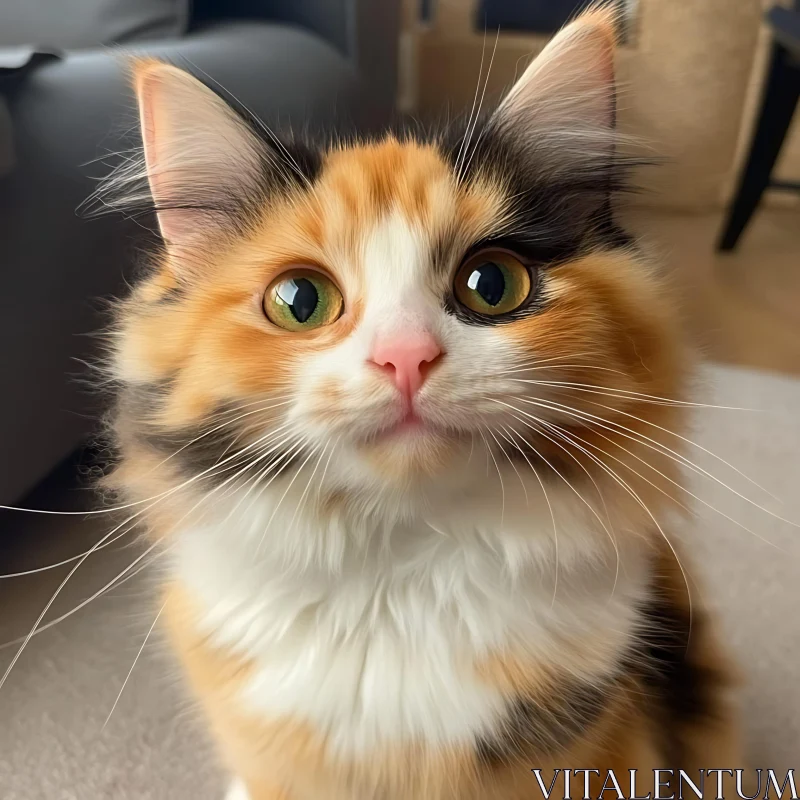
105;6;744;799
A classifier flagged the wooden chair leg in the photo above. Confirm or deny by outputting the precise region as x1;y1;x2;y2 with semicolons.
717;43;800;252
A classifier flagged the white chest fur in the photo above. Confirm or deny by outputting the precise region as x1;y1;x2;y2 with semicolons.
173;477;648;757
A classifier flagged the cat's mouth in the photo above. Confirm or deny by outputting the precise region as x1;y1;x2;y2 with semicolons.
378;411;427;438
364;407;468;447
315;393;480;451
341;404;446;446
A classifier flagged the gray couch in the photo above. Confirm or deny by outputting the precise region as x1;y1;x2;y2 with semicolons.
0;0;399;503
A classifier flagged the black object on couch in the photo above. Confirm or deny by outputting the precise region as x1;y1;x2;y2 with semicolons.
0;0;400;503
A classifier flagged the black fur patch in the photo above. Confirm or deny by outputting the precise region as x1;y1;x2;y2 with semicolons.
117;382;300;486
442;113;635;256
476;677;612;766
631;590;725;763
474;559;724;768
431;109;641;326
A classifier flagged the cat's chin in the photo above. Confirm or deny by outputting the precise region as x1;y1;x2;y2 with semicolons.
355;418;462;479
374;411;431;439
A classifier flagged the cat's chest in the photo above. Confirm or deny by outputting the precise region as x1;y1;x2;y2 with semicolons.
234;598;510;755
173;516;639;756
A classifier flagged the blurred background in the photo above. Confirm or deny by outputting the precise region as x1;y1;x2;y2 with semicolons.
0;1;799;797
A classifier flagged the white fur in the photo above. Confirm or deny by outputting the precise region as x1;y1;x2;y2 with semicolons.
175;454;650;757
225;779;250;800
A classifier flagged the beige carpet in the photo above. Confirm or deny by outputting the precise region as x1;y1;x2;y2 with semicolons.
1;362;799;799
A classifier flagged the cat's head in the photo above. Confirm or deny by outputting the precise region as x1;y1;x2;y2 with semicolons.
109;7;685;523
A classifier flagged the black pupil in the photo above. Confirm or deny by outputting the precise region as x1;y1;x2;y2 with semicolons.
278;277;318;323
470;262;505;306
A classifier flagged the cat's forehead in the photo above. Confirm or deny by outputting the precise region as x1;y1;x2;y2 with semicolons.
321;138;453;221
255;137;509;287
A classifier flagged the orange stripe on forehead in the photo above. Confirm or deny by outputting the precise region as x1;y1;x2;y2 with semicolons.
322;138;449;220
310;137;508;283
333;139;499;220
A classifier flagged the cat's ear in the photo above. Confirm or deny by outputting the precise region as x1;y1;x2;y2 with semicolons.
491;7;617;161
133;60;267;262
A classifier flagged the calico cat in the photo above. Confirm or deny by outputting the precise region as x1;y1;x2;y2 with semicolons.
106;6;744;799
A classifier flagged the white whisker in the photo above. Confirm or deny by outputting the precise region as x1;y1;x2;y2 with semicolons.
480;430;506;527
458;27;501;182
104;602;165;728
490;426;528;504
257;441;324;552
498;411;620;601
508;378;756;412
517;395;794;527
453;26;488;181
495;423;561;604
494;399;694;627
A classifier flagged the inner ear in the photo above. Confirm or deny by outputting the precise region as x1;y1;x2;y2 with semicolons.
132;60;271;265
490;6;618;160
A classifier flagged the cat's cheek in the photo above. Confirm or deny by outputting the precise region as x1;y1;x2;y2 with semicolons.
286;339;394;436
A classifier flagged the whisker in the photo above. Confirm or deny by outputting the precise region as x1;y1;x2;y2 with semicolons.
580;396;782;504
501;364;630;378
315;436;340;500
454;28;486;181
494;423;560;604
499;415;620;599
0;417;306;674
490;426;529;504
498;413;624;605
491;400;618;544
288;440;331;533
150;399;293;471
0;552;157;649
458;26;501;181
507;379;755;412
103;602;166;728
0;522;136;580
497;401;694;630
231;436;310;520
454;26;489;181
505;352;605;369
0;405;297;518
540;417;691;515
0;529;163;691
518;395;791;524
539;411;786;553
257;441;324;552
523;419;621;596
480;430;506;527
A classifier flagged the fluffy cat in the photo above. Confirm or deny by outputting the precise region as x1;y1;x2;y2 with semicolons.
106;6;744;798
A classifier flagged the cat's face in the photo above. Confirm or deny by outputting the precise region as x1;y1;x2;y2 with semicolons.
110;8;684;511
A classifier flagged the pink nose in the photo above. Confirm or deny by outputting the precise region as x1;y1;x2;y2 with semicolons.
370;333;443;400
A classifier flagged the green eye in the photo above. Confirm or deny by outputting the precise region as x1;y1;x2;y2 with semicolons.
263;268;344;331
453;250;532;316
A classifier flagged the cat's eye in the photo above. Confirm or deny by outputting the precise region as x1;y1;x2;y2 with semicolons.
453;250;533;316
263;268;344;331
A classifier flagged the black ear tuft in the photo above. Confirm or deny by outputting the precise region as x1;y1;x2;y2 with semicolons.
441;7;643;259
